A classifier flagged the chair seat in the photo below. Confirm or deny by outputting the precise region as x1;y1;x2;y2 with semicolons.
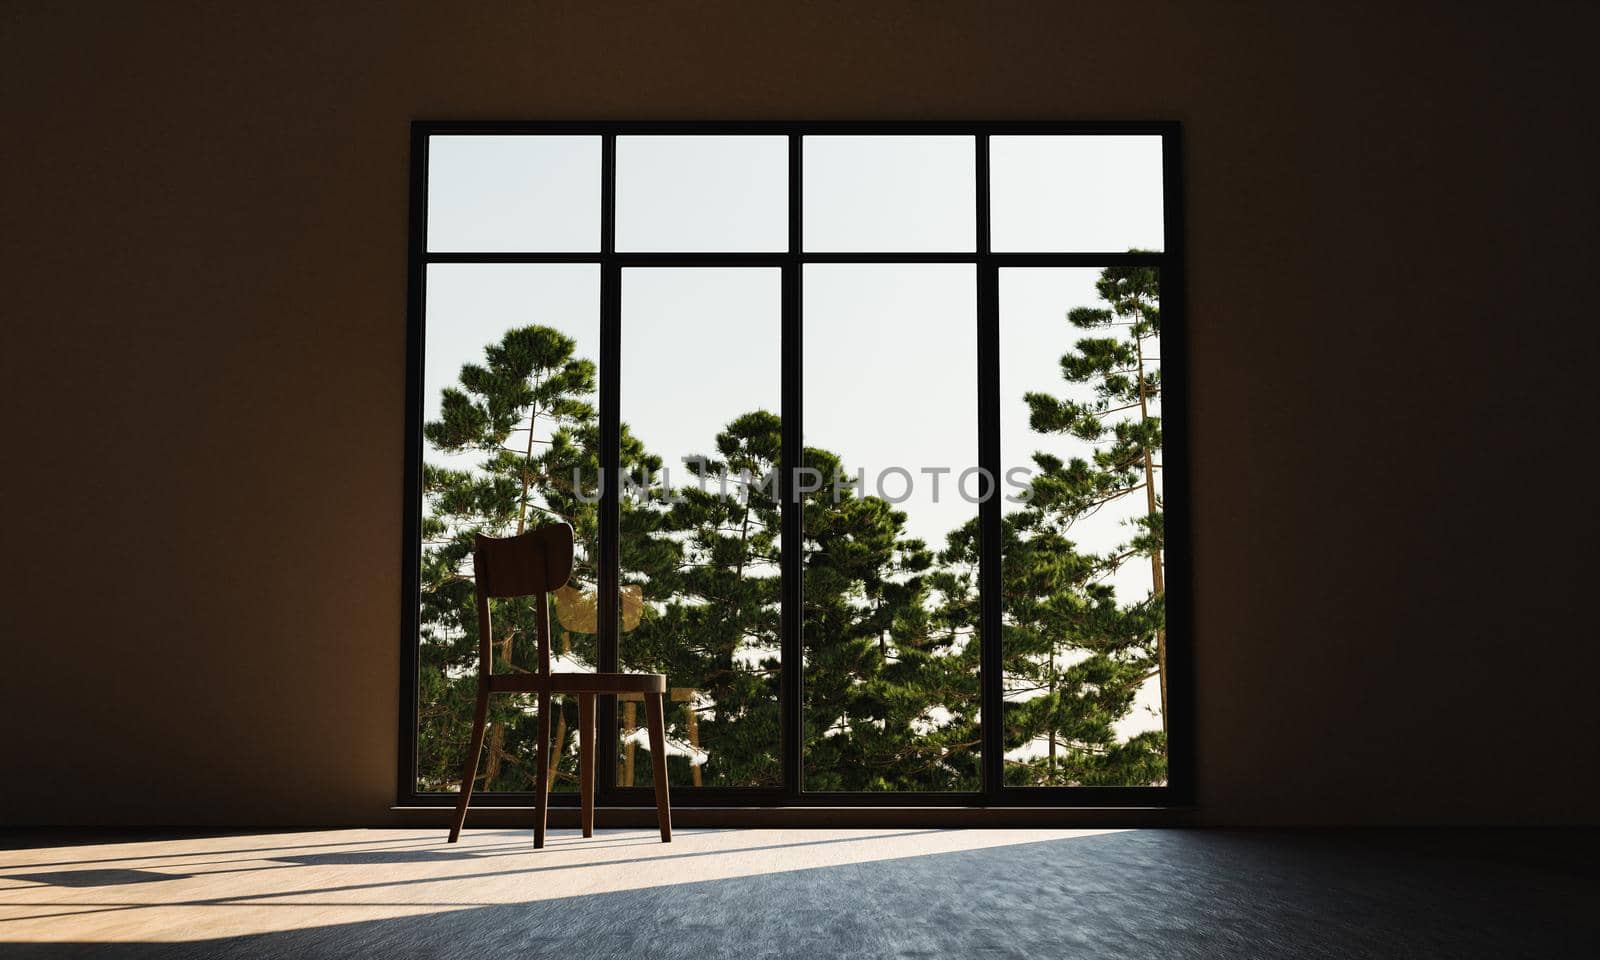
486;672;667;695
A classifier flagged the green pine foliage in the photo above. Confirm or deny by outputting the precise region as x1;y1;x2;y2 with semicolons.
623;411;785;788
1004;261;1167;785
416;265;1167;794
799;446;980;791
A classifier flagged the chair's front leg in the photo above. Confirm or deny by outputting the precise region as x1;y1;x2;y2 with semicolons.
448;688;490;843
534;690;552;848
578;693;596;838
644;692;672;843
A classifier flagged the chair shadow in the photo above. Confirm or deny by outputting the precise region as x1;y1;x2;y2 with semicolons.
265;849;488;867
0;829;744;894
2;870;189;889
0;830;536;870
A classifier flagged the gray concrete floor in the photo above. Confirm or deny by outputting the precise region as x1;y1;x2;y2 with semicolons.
1;827;1595;958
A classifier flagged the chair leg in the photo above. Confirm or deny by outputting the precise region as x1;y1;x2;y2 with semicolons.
644;692;672;843
534;690;552;849
448;688;490;843
578;693;596;838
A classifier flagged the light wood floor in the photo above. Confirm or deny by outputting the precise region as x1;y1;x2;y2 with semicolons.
0;827;1102;949
1;826;1594;958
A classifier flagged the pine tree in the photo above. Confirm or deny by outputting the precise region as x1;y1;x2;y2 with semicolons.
416;264;1167;793
622;411;785;787
1025;263;1165;721
991;260;1165;785
799;448;981;791
418;325;629;793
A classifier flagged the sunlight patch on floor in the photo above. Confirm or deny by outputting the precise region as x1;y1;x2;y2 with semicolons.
0;827;1122;943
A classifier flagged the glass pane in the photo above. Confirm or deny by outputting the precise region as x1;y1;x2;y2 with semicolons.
990;135;1164;252
802;264;980;791
619;268;783;787
417;263;602;793
616;136;788;252
427;135;600;252
999;267;1167;786
803;136;975;252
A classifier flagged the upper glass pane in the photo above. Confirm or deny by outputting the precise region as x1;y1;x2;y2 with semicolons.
616;136;788;252
427;135;600;252
803;136;976;252
990;135;1163;252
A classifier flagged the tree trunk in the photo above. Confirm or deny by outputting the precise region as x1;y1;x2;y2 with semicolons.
516;396;540;535
1135;330;1167;732
548;705;567;786
621;700;637;786
483;722;504;785
1047;640;1058;779
685;701;703;787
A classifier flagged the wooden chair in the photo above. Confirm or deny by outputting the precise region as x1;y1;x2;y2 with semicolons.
447;523;671;847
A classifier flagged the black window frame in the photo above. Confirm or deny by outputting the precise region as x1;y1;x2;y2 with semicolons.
401;121;1192;814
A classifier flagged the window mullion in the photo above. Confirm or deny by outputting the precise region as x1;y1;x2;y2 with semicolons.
597;134;621;796
781;132;804;801
976;134;1004;800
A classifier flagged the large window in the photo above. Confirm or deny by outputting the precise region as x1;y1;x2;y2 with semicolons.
403;123;1189;809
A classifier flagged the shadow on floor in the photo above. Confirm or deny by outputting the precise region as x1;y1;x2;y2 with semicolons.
3;830;1596;959
0;870;190;890
0;830;535;869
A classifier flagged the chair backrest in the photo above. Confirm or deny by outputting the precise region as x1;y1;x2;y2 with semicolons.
472;523;575;679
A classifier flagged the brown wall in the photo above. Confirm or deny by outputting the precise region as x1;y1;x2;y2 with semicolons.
3;0;1596;826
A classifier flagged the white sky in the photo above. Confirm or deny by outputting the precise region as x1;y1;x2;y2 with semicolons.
617;137;789;252
804;136;976;251
802;262;978;546
423;134;1167;740
427;137;600;252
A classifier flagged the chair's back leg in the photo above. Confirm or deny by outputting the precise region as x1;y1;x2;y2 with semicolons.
644;692;672;843
448;688;491;843
533;690;552;848
578;693;596;838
